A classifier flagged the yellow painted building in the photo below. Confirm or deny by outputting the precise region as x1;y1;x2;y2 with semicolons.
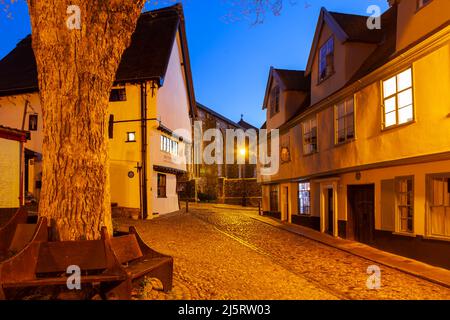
260;0;450;268
0;126;27;214
0;4;196;218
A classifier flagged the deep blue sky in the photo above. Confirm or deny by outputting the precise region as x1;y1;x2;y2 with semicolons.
0;0;388;127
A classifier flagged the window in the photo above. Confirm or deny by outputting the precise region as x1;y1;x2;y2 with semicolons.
302;118;318;155
157;174;167;198
319;37;334;82
298;182;311;215
29;114;38;131
396;177;414;233
160;136;178;156
126;132;136;143
417;0;432;9
109;88;127;102
382;68;414;128
429;176;450;238
270;86;280;117
335;97;355;144
270;185;279;212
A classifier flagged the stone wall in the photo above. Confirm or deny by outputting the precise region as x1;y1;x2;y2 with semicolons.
218;178;262;207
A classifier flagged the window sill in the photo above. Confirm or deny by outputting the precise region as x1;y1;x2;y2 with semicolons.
317;72;335;85
334;138;356;147
382;119;416;132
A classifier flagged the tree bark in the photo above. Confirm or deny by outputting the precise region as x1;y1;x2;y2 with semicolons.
27;0;146;240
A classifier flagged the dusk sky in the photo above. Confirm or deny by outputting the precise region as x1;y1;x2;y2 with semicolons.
0;0;389;128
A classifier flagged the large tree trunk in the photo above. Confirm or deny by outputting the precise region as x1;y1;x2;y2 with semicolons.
27;0;146;240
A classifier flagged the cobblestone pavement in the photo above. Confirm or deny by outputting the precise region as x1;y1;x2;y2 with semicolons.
118;205;450;300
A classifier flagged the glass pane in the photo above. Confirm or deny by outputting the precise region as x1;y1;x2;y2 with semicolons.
398;89;413;108
337;118;345;132
383;76;397;98
346;97;354;114
337;102;345;118
385;111;396;127
397;69;412;92
399;105;413;124
385;96;396;113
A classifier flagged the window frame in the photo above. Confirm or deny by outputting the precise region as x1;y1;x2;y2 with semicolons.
426;173;450;240
157;173;167;198
298;182;311;216
109;88;127;102
28;114;38;131
270;85;280;118
334;95;356;145
318;36;335;83
126;132;136;143
160;135;179;156
395;176;415;235
381;67;416;130
302;116;318;156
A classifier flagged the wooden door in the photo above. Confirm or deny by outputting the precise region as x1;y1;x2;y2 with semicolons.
348;185;375;244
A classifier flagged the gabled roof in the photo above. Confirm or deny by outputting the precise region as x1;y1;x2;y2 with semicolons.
197;102;241;128
238;117;258;131
305;7;386;75
262;67;310;110
0;4;196;115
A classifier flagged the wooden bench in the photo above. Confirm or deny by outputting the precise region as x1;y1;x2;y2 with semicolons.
110;227;173;293
0;227;132;300
0;227;173;299
0;208;47;262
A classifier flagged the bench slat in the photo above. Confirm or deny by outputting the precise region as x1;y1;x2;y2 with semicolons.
110;235;143;264
36;240;108;273
3;274;125;288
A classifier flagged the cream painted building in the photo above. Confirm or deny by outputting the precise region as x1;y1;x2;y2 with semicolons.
0;4;196;218
260;0;450;269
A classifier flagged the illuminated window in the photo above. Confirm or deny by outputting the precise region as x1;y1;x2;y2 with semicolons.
335;97;355;144
417;0;432;9
319;37;334;82
160;135;178;156
382;68;414;128
110;88;127;102
302;118;318;155
396;177;414;233
157;173;167;198
270;86;280;117
298;182;311;215
429;176;450;238
126;132;136;143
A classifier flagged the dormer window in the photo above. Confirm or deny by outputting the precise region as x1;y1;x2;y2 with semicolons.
270;86;280;117
319;37;334;83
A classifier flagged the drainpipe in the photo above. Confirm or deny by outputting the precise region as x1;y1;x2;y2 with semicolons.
140;83;148;219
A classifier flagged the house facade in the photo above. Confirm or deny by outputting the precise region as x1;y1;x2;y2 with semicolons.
0;4;196;219
260;0;450;268
0;126;27;217
191;103;261;206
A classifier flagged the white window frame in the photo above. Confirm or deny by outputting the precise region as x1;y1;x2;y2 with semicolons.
427;174;450;239
302;117;318;155
160;135;179;156
381;68;415;129
395;176;414;234
334;96;355;145
318;36;334;83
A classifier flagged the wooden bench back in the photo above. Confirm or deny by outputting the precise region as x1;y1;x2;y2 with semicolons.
8;224;37;253
36;240;108;274
110;234;143;264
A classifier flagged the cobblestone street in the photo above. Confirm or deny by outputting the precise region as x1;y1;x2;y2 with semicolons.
118;205;450;300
